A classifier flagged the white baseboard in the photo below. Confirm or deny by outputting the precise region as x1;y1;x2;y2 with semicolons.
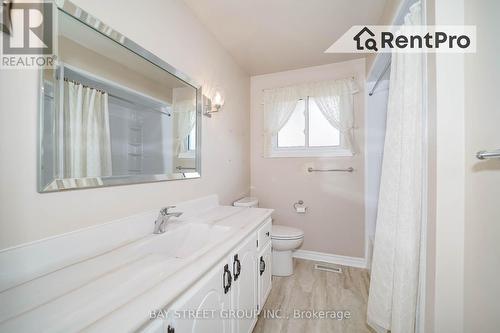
293;249;367;269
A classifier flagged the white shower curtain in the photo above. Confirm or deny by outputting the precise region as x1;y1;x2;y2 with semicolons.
63;81;112;178
367;2;423;333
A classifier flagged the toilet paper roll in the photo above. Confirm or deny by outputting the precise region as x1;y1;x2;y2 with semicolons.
295;206;307;214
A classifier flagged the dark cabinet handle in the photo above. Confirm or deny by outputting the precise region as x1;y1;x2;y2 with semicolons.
265;231;270;237
260;256;266;276
167;325;174;333
233;254;241;281
223;264;232;294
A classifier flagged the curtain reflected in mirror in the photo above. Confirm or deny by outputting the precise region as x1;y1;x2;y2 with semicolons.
62;80;112;179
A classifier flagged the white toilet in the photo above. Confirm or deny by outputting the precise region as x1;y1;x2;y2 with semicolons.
270;225;304;276
233;197;304;277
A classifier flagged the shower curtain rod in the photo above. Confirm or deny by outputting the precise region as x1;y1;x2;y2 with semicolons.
368;60;392;96
109;94;171;117
62;63;172;117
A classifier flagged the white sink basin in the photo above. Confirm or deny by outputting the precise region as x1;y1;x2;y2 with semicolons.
137;223;233;259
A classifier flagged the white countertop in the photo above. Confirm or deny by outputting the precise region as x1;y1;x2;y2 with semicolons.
0;196;273;333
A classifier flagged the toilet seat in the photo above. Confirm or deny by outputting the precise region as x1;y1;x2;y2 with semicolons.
271;225;304;240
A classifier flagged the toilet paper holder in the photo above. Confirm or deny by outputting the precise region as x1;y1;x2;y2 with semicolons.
293;200;307;213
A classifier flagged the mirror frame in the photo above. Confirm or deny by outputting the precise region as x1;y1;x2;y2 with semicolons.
38;0;202;192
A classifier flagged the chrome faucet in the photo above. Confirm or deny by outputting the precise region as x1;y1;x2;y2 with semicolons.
154;206;183;234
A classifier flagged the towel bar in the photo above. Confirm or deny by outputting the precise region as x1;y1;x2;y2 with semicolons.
308;167;354;173
476;150;500;160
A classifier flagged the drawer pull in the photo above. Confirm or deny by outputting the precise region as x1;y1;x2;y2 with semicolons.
233;254;241;281
223;264;232;294
260;256;266;276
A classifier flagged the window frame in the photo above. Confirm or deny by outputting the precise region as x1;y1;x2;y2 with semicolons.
270;96;353;158
178;127;196;159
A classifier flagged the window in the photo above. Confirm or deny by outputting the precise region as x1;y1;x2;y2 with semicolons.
187;126;196;151
179;126;196;159
263;77;358;158
273;96;350;157
277;99;306;147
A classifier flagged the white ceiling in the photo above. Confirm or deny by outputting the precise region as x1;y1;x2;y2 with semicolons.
183;0;387;75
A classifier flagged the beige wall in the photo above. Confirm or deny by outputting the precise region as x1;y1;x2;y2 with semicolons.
0;0;250;249
463;0;500;331
425;0;500;332
426;0;467;329
250;59;366;258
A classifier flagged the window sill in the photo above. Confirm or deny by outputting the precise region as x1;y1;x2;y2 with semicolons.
178;151;195;159
268;148;354;158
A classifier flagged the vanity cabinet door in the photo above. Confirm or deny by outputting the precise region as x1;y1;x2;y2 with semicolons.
257;242;272;313
230;233;258;333
256;218;272;252
169;262;231;333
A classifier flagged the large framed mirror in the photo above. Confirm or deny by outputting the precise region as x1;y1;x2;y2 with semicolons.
38;0;202;192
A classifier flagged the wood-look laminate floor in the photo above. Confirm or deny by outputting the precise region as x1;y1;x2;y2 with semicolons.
253;259;374;333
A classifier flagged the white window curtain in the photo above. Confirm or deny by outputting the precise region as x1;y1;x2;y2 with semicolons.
263;77;358;157
310;79;359;152
263;86;301;157
173;99;196;154
367;2;423;333
62;81;112;179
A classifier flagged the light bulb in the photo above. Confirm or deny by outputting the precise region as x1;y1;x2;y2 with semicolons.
213;91;224;108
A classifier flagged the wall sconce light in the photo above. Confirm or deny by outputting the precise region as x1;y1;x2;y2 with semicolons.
203;90;225;118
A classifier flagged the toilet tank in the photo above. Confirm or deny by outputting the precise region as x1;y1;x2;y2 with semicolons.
233;197;259;208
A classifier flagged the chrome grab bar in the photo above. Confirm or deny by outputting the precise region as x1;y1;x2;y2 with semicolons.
476;150;500;160
308;167;354;173
176;166;196;171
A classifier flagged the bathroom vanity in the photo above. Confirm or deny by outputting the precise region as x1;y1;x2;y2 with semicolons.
153;213;273;333
0;196;273;333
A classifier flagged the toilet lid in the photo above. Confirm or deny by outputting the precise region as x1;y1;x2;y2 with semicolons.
233;197;259;207
271;225;304;240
